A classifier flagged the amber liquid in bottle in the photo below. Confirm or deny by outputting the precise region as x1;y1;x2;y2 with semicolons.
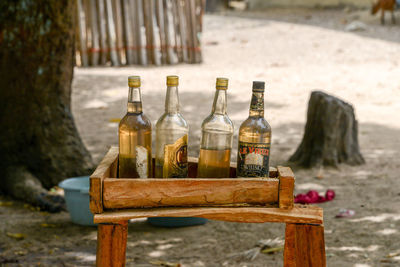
197;78;234;178
237;81;271;177
119;76;152;178
197;149;231;178
155;76;189;178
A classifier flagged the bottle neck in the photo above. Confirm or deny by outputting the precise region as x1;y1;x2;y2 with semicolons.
165;85;180;114
127;87;142;113
212;89;227;115
249;91;264;117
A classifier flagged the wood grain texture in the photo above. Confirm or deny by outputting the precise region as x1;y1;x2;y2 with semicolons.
103;178;279;209
278;166;295;209
89;147;118;214
284;222;296;267
96;221;128;267
91;147;118;178
110;157;118;178
284;223;326;267
94;204;323;224
90;177;103;214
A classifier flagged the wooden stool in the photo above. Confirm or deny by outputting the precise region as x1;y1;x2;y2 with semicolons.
90;148;326;267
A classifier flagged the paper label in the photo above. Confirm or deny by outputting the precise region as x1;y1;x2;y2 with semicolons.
237;141;270;177
250;93;264;110
135;145;148;178
163;135;188;178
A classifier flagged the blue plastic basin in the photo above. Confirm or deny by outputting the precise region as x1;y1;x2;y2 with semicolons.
59;176;95;226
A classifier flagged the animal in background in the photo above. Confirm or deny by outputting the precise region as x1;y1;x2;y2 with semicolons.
371;0;396;24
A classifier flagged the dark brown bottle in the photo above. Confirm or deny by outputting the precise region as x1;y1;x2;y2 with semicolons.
237;81;271;177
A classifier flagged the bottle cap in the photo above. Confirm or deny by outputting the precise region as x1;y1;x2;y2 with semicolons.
167;75;179;86
216;77;228;90
252;81;265;92
128;76;141;87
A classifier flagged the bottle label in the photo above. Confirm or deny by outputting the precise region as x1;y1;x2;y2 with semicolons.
250;93;264;110
237;141;270;177
163;135;188;178
135;146;149;178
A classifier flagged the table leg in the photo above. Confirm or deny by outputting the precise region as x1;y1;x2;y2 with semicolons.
96;221;128;267
284;223;326;267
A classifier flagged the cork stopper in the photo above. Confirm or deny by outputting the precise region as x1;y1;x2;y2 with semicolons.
252;81;265;92
216;77;228;90
128;76;141;87
167;75;179;86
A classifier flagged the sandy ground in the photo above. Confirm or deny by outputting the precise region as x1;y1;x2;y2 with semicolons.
1;8;400;267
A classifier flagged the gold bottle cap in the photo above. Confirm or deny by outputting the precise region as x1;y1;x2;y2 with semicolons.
128;76;141;87
216;77;228;90
166;75;179;86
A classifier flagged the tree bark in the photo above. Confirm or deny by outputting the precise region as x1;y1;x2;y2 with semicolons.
0;0;93;209
289;91;365;168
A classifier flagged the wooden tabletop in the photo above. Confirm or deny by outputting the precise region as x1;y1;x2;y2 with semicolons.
94;204;323;224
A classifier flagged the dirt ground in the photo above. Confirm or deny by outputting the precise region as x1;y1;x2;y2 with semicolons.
1;7;400;267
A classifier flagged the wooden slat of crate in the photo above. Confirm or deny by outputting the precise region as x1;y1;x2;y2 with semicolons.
103;177;279;209
94;204;322;224
90;147;118;214
278;166;295;209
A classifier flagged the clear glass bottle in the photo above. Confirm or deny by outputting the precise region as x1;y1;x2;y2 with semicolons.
237;81;271;177
197;78;234;178
118;76;152;178
155;76;189;178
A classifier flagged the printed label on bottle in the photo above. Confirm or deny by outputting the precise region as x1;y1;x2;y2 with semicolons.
237;141;270;177
163;135;188;178
250;93;264;110
135;146;148;178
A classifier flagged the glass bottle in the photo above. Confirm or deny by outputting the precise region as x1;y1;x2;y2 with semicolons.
237;81;271;177
118;76;152;178
155;76;189;178
197;78;234;178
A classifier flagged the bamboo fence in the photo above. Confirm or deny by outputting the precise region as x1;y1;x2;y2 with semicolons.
76;0;205;66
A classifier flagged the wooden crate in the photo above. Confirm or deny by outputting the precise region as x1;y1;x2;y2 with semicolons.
90;147;295;214
90;147;325;267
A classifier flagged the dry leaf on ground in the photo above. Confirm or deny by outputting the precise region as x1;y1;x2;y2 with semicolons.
6;233;26;240
261;246;284;254
0;201;13;207
149;260;181;267
40;223;58;228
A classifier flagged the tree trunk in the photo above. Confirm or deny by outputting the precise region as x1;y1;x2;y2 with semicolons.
289;91;365;168
0;0;93;209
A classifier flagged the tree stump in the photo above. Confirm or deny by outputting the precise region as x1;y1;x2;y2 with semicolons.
289;91;365;168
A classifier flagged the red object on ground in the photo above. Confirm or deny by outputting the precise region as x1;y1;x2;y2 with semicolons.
294;190;335;204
